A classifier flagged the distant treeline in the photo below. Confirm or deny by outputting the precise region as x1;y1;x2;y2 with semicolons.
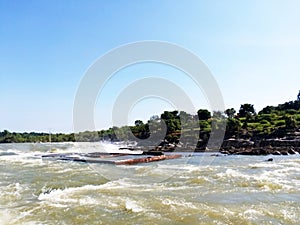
0;131;75;143
1;98;300;146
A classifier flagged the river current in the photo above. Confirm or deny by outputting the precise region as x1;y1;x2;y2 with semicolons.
0;142;299;225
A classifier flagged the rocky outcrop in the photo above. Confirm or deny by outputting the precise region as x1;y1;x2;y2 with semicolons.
222;139;254;149
140;131;300;156
218;130;300;155
220;137;300;155
259;139;300;148
220;147;300;155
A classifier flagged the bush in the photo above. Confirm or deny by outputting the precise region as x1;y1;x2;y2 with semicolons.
258;113;277;122
199;120;210;129
248;123;261;129
275;120;285;127
294;114;300;122
286;109;298;115
260;120;270;125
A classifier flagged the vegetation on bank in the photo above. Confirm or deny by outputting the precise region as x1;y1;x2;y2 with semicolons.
1;97;300;146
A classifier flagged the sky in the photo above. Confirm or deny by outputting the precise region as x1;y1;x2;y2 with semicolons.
1;0;300;133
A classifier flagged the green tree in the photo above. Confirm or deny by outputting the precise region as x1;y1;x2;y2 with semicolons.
258;106;276;114
238;104;256;117
134;120;144;126
226;118;242;137
225;108;236;118
284;115;297;129
197;109;211;120
161;111;180;134
161;111;179;120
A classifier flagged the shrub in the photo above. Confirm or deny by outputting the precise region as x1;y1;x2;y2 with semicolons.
260;120;270;125
275;120;285;127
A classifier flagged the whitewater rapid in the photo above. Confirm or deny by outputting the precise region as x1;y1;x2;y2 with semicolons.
0;142;300;224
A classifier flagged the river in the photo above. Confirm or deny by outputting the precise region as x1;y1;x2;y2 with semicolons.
0;142;299;224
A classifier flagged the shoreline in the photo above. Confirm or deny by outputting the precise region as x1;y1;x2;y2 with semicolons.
1;137;300;156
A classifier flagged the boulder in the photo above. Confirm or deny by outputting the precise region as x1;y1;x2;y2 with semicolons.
272;151;281;155
288;148;297;155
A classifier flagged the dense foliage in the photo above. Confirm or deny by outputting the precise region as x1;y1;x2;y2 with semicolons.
1;98;300;146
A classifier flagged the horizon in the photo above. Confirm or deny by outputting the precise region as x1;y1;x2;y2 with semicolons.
1;1;300;133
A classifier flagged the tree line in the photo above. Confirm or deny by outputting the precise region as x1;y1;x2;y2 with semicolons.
1;98;300;146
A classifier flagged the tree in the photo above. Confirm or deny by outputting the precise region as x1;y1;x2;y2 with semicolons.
161;111;179;120
258;106;276;115
284;115;297;130
225;108;236;118
160;111;180;134
134;120;144;127
278;101;300;111
238;104;255;117
226;118;242;137
197;109;211;120
1;130;10;137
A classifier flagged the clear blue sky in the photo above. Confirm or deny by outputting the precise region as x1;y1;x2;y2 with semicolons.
1;0;300;132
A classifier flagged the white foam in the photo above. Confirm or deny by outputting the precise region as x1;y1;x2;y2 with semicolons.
161;198;197;209
38;181;135;205
0;149;18;156
0;183;26;203
240;209;264;220
249;162;282;169
42;141;142;155
38;186;101;208
0;209;14;225
280;208;297;222
38;184;101;202
0;152;44;167
216;166;300;192
217;169;250;179
125;199;144;213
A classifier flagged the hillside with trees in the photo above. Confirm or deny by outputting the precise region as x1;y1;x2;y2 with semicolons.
2;93;300;154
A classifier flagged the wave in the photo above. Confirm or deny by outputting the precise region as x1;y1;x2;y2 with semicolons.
0;149;18;156
38;141;139;155
125;199;144;213
0;209;15;225
37;179;150;215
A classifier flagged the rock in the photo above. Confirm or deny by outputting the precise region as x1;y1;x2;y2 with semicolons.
220;150;229;155
222;139;254;149
272;151;281;155
288;148;297;155
258;148;269;155
267;158;273;162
